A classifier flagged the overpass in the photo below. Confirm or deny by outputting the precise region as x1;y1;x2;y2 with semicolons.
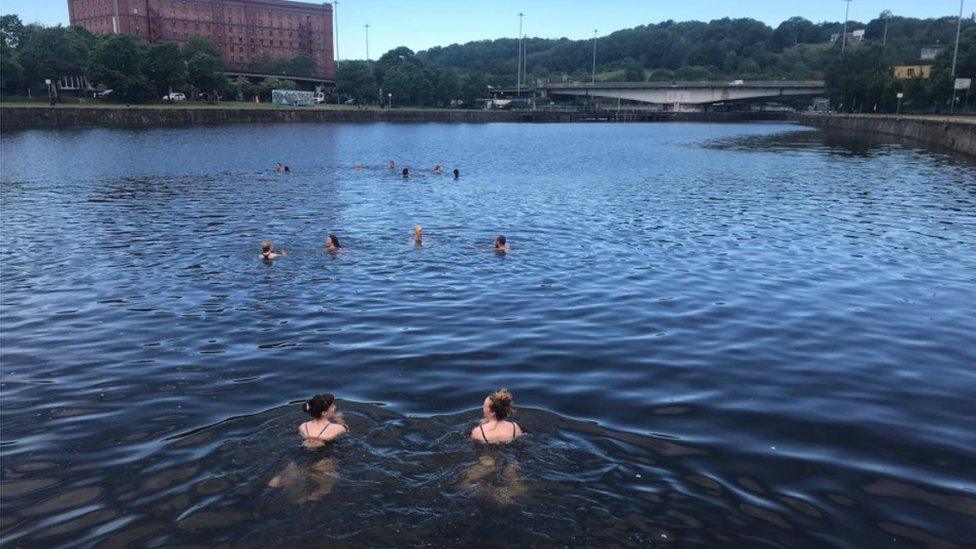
536;80;825;106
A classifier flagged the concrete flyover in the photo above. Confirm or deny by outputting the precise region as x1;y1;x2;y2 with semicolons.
539;81;825;105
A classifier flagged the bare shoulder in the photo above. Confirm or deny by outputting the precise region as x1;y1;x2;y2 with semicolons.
470;424;483;440
297;422;308;437
513;421;524;437
323;423;347;441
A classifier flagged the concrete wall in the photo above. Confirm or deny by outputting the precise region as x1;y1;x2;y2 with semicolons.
0;106;793;129
799;114;976;157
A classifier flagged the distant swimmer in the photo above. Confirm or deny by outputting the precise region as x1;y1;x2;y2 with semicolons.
284;165;291;174
388;160;397;170
453;168;460;180
260;240;285;260
402;168;410;179
494;235;509;253
355;164;363;171
471;389;523;444
326;234;342;252
434;165;444;175
414;225;424;246
274;163;284;172
299;393;348;445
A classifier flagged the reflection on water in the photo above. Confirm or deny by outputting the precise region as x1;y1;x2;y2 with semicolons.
2;122;976;546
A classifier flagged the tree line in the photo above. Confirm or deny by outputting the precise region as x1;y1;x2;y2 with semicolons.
2;12;974;112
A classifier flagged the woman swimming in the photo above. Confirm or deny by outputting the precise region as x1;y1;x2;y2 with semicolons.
493;235;509;254
434;165;443;175
471;389;523;444
260;240;285;260
414;225;423;246
299;394;348;446
402;168;410;179
326;234;342;252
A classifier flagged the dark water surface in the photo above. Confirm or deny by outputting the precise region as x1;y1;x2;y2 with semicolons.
1;122;975;547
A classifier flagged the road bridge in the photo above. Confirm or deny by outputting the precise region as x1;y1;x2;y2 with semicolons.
536;81;825;106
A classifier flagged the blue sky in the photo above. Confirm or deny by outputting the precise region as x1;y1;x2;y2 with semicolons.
2;0;968;59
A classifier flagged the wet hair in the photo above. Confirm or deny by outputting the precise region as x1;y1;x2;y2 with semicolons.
495;235;507;246
488;389;514;420
284;166;291;173
261;241;273;253
303;394;335;419
327;234;342;248
402;168;410;177
453;169;460;178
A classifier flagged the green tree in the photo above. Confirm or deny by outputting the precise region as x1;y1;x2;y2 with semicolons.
460;73;487;107
144;42;187;97
88;34;150;102
232;75;256;101
187;52;228;101
428;67;460;106
336;60;377;103
183;35;222;61
17;25;90;85
1;14;26;49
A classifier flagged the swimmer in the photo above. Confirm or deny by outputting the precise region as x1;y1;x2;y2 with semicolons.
388;160;396;170
355;163;363;171
493;235;509;254
284;165;291;174
434;165;443;175
274;163;284;172
326;234;342;252
453;168;460;180
260;240;285;260
413;225;423;246
402;168;410;179
471;389;523;444
299;393;348;446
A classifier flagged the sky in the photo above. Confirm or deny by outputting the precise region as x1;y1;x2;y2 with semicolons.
2;0;969;60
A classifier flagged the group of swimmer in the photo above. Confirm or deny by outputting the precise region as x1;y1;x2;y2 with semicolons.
291;389;523;446
260;230;508;259
385;160;461;180
268;390;524;503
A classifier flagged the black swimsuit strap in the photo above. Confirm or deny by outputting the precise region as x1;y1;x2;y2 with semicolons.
479;424;489;443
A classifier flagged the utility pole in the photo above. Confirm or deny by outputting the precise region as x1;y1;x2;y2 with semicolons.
881;10;892;48
365;24;370;61
841;0;852;53
591;29;598;84
112;0;121;34
950;0;965;113
334;1;340;63
517;13;524;97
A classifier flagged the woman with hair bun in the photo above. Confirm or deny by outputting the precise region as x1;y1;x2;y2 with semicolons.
299;393;347;445
471;389;523;444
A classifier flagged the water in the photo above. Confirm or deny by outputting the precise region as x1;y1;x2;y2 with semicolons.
1;122;975;547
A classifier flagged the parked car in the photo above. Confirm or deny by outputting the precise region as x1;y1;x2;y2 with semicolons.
162;92;187;101
96;89;114;98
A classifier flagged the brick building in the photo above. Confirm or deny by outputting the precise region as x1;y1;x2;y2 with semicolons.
67;0;334;79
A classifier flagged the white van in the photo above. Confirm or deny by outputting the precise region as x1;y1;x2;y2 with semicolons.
163;92;187;101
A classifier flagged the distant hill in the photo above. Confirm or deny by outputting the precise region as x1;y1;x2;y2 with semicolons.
415;16;971;84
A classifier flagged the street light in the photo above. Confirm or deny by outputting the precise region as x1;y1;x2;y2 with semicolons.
841;0;852;53
950;0;965;114
365;24;370;62
591;29;598;84
517;13;524;96
896;92;904;114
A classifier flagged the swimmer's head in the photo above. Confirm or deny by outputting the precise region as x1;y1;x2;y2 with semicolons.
495;235;507;248
326;234;342;249
262;241;273;253
484;389;514;420
304;394;336;419
414;225;423;235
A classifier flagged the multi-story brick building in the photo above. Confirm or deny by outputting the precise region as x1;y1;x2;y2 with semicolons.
67;0;334;79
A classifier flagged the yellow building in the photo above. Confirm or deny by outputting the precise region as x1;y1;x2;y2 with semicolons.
893;65;933;79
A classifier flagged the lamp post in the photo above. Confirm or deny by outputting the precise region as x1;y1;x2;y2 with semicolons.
896;92;904;115
388;93;392;109
950;0;964;114
841;0;852;53
591;29;598;84
517;13;524;97
365;24;370;62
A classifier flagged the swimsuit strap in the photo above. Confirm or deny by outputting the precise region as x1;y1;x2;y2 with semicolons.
512;422;517;441
315;421;332;439
304;423;310;438
479;424;489;443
